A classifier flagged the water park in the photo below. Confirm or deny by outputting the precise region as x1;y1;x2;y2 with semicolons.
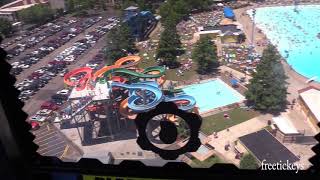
60;55;197;144
9;0;318;169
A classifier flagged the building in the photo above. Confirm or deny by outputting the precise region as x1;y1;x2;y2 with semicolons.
271;115;303;143
47;0;65;10
298;86;320;133
194;24;245;44
239;129;299;165
123;6;157;41
0;0;48;22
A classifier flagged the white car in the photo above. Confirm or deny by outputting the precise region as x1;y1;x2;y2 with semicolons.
57;89;69;95
29;115;47;122
22;79;33;83
11;62;20;66
86;63;99;69
21;90;34;96
64;55;75;62
18;64;30;69
16;82;25;87
34;69;46;74
36;109;53;116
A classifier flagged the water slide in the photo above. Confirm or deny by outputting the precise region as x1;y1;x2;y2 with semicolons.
63;67;93;91
112;81;164;113
64;56;141;90
113;81;196;119
164;94;196;111
93;55;141;81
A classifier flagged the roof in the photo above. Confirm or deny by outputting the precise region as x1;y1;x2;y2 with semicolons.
0;0;47;10
239;129;299;164
0;4;35;12
114;158;181;166
68;81;111;101
299;88;320;122
272;116;299;134
124;6;139;11
203;25;241;34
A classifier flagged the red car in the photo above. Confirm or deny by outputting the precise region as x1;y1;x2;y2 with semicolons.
40;101;60;111
29;121;40;131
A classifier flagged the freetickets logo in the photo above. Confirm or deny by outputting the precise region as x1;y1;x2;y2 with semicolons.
261;160;304;173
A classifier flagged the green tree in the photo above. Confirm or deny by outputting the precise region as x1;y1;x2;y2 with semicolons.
156;22;182;68
239;153;259;169
0;18;13;36
18;4;54;25
192;36;219;74
245;45;288;113
104;23;136;64
66;0;75;12
136;0;153;11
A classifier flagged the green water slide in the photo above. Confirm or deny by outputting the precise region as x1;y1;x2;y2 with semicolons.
100;66;166;83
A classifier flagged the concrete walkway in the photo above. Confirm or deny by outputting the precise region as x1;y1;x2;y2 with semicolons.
207;114;272;166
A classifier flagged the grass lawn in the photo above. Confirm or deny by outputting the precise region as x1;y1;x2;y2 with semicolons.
138;50;198;82
136;22;199;82
189;155;223;168
201;108;260;135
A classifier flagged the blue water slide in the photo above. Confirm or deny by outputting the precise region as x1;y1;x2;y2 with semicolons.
165;94;196;111
111;82;164;113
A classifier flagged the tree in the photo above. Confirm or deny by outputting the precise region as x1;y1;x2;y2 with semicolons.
156;22;182;68
0;18;13;37
18;5;54;25
104;23;136;64
192;36;219;74
245;45;288;113
136;0;153;11
66;0;75;12
239;153;259;169
0;0;12;7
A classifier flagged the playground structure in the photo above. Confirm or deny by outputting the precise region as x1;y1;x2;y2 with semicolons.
61;56;198;145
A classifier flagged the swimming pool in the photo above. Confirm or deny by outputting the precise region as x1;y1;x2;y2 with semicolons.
197;145;210;155
247;5;320;82
182;79;245;113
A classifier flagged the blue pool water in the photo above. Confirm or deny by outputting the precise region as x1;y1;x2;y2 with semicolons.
247;5;320;82
197;145;210;155
182;79;245;113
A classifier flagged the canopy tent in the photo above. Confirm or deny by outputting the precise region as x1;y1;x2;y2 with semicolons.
223;7;235;19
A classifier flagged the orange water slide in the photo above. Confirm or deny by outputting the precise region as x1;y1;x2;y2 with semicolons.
119;98;137;120
63;67;93;91
93;55;141;81
145;70;166;86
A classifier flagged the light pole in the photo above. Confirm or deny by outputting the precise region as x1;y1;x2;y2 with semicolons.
249;8;256;61
294;0;299;13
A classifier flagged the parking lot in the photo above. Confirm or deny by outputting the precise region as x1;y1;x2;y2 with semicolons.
33;123;82;160
1;10;120;158
21;18;114;116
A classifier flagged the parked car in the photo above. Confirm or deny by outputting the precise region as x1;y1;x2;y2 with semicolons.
29;121;40;130
29;115;47;122
41;101;60;110
36;109;53;116
57;89;70;95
